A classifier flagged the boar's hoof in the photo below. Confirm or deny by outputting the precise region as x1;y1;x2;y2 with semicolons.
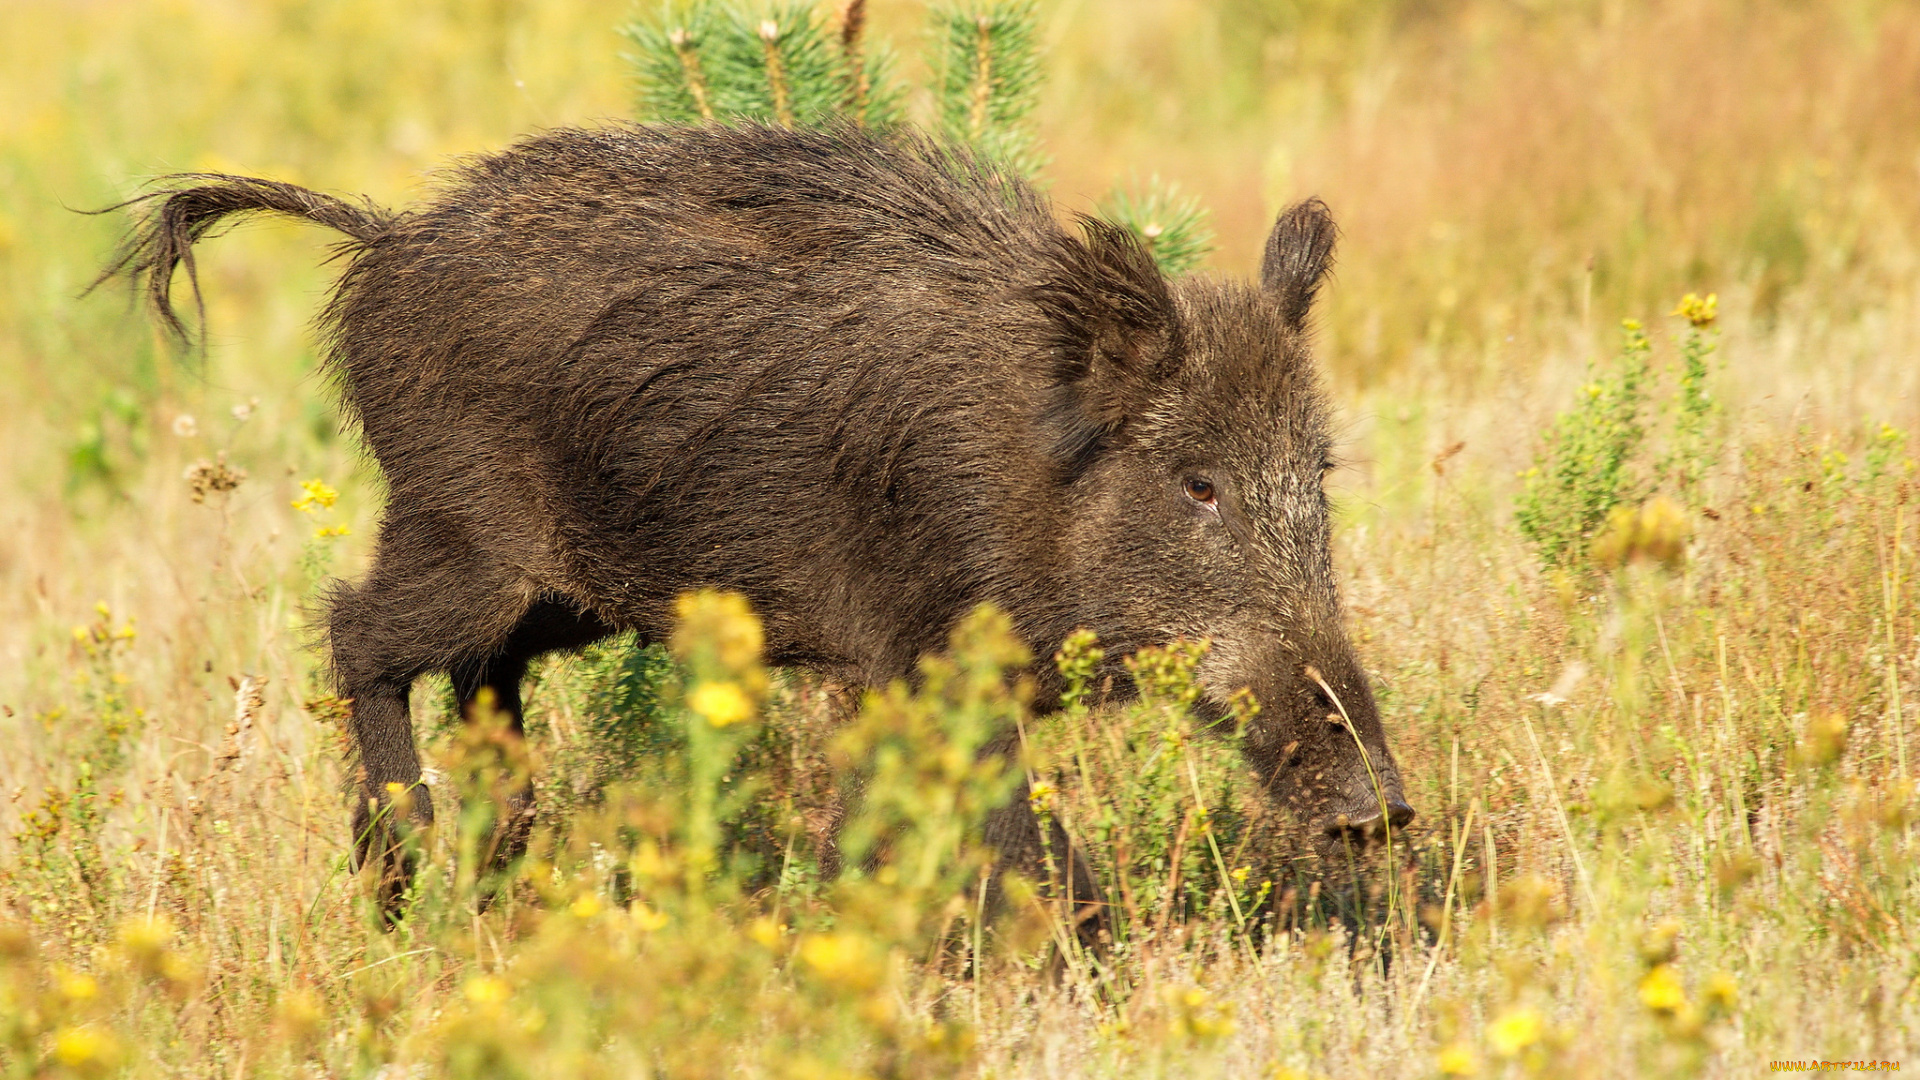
350;787;434;924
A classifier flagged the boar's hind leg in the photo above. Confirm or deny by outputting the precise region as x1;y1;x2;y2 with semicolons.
329;517;545;915
450;598;615;883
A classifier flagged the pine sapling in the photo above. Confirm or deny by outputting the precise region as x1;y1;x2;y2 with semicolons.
624;2;901;129
933;0;1045;176
1099;176;1216;276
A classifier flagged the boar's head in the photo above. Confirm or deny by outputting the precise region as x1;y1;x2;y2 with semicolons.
1037;198;1414;848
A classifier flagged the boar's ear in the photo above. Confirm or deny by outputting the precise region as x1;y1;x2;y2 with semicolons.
1031;218;1182;474
1260;198;1337;328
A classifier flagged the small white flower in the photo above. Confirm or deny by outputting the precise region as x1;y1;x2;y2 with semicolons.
171;413;197;437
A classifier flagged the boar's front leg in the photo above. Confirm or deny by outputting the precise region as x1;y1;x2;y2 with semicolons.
979;733;1105;948
333;660;432;917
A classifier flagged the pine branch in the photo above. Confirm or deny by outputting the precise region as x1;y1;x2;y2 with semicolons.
968;16;993;142
627;3;858;128
671;27;716;121
758;19;794;126
832;0;904;129
622;6;724;124
705;5;837;127
932;1;1044;175
839;0;870;122
850;38;905;128
1099;177;1216;277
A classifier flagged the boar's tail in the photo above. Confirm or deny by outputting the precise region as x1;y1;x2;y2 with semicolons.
90;174;395;344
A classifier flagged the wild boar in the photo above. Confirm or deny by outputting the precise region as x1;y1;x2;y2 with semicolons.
105;122;1413;913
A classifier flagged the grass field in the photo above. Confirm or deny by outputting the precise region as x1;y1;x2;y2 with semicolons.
1;1;1916;1076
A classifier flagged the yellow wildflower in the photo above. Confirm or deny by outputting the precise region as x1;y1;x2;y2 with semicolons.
276;987;325;1046
629;840;672;881
1027;781;1056;813
687;680;754;727
1640;964;1686;1013
1638;917;1682;966
799;932;882;993
1704;972;1739;1013
1671;292;1718;329
1163;984;1235;1043
116;914;173;957
1488;1007;1542;1057
671;589;765;674
462;975;511;1005
55;968;99;1002
115;914;184;983
1592;496;1689;571
53;1026;120;1071
1799;712;1847;767
1437;1041;1480;1076
291;479;338;513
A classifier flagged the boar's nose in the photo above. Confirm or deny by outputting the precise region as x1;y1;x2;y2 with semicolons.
1322;794;1415;845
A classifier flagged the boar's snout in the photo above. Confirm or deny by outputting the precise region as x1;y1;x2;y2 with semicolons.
1208;640;1415;850
1322;792;1416;847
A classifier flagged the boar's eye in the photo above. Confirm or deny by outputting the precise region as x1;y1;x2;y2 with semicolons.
1183;477;1217;507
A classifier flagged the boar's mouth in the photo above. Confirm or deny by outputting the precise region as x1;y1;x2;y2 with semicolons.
1194;675;1415;853
1305;666;1416;847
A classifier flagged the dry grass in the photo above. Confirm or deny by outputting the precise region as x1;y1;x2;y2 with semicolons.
1;1;1916;1077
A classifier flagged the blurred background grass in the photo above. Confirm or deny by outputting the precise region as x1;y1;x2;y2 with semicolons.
4;0;1915;497
1;2;1916;1076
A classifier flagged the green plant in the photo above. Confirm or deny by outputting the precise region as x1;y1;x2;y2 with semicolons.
414;595;1028;1078
1519;295;1745;573
63;387;143;498
1;606;142;951
1034;633;1277;960
624;0;1040;171
1098;176;1216;277
620;0;1216;268
930;0;1045;177
622;1;903;129
1516;318;1655;571
1659;293;1722;500
1864;421;1912;485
